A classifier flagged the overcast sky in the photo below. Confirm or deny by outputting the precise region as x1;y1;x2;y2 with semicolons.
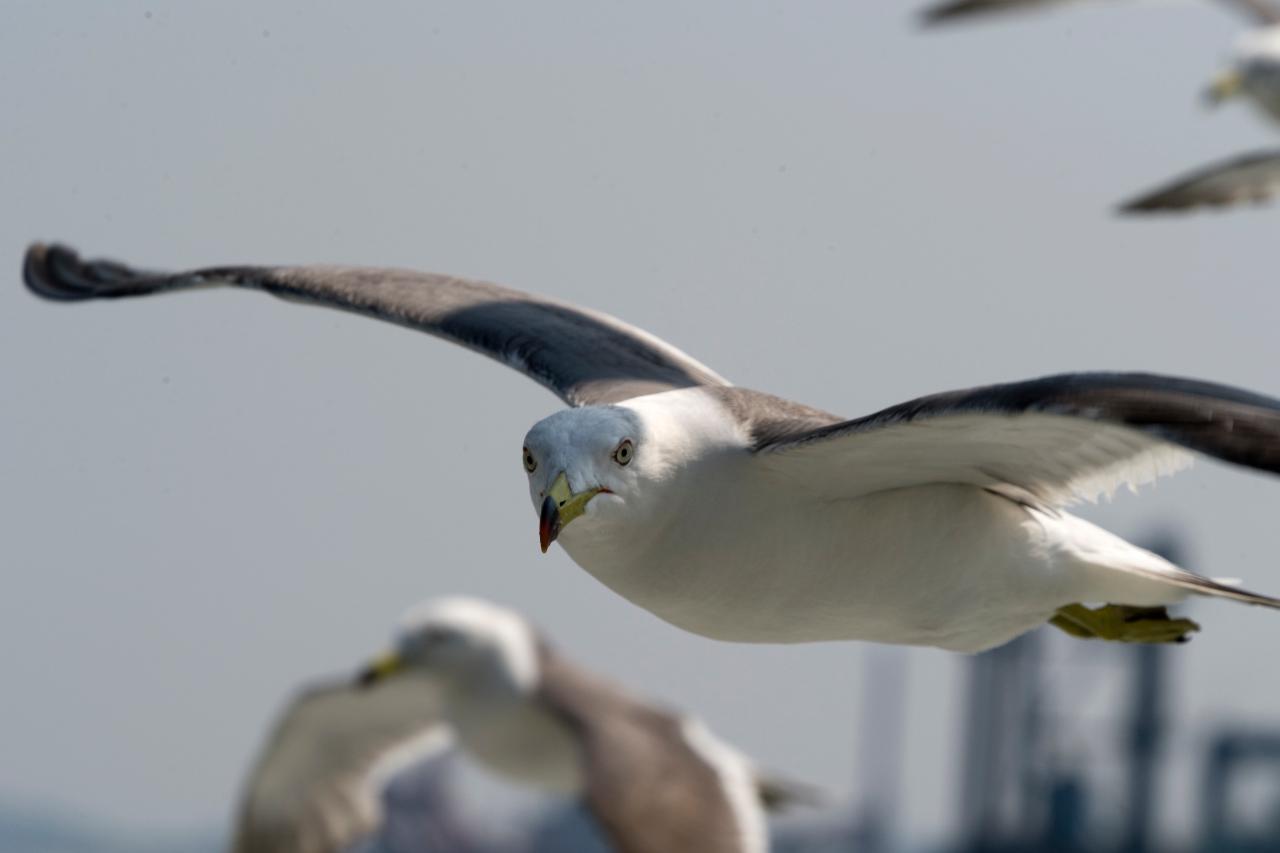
4;1;1280;848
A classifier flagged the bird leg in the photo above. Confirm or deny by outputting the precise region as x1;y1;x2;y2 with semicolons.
1048;603;1200;644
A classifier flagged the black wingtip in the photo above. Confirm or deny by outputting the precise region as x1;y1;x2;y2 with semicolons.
1115;199;1152;216
917;0;1012;26
918;3;967;25
23;242;78;300
1115;193;1186;216
24;242;110;301
23;242;171;301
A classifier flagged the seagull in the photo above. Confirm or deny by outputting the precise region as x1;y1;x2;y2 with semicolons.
1121;14;1280;212
235;596;811;853
915;0;1280;212
23;243;1280;652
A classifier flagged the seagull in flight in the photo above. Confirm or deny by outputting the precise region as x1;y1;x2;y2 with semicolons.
916;0;1280;212
23;244;1280;652
1122;8;1280;212
233;596;811;853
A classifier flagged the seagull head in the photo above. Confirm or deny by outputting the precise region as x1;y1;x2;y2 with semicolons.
357;597;539;704
521;393;747;555
521;405;649;553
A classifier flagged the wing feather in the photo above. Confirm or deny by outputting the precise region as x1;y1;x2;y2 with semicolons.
230;676;449;853
1119;150;1280;214
921;0;1280;25
22;243;729;407
752;372;1280;506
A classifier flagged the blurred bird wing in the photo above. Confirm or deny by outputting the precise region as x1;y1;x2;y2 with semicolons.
230;676;451;853
535;648;765;853
921;0;1280;24
749;372;1280;507
23;243;729;407
1119;150;1280;213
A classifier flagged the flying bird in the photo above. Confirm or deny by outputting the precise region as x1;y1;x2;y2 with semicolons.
1121;17;1280;212
914;0;1280;212
23;244;1280;653
236;596;809;853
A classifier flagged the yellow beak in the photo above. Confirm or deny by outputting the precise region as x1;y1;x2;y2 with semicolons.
1206;69;1243;106
356;650;403;687
539;472;604;553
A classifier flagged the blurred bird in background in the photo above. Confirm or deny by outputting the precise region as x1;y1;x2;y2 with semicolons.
231;596;813;853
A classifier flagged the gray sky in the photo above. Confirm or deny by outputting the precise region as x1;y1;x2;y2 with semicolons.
4;0;1280;847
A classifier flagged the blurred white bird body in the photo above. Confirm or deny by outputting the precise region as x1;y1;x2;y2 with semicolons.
231;596;803;853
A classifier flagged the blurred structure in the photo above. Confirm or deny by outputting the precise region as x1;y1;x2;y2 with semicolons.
950;534;1280;853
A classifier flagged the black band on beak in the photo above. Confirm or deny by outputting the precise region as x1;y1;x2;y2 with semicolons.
539;494;562;553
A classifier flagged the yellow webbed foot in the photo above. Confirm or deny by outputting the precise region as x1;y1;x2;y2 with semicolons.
1049;603;1200;644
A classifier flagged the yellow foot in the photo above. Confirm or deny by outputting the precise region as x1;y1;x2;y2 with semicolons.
1049;603;1200;644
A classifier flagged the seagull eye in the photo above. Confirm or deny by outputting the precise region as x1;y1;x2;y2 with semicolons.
612;439;634;466
523;447;538;473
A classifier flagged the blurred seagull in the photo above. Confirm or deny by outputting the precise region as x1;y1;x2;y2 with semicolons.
916;0;1280;212
1121;16;1280;212
24;244;1280;652
235;596;811;853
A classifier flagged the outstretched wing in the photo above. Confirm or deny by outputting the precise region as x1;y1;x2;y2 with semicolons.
22;243;729;407
922;0;1280;24
750;372;1280;507
231;676;450;853
1118;150;1280;214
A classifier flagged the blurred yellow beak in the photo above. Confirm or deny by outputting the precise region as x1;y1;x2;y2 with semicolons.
1206;69;1244;106
356;651;403;687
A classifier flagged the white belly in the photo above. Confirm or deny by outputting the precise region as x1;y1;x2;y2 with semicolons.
563;483;1084;653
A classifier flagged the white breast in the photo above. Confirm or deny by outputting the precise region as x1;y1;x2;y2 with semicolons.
564;472;1084;653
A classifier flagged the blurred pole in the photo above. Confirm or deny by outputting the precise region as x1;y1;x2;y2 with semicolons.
1122;643;1162;853
959;631;1044;848
1121;535;1181;853
855;645;907;853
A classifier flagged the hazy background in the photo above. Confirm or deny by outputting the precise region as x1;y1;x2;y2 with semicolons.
3;1;1279;848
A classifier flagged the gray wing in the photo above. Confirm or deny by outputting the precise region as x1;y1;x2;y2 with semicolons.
748;372;1280;506
1118;150;1280;214
534;645;764;853
22;243;729;407
231;676;450;853
921;0;1280;24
